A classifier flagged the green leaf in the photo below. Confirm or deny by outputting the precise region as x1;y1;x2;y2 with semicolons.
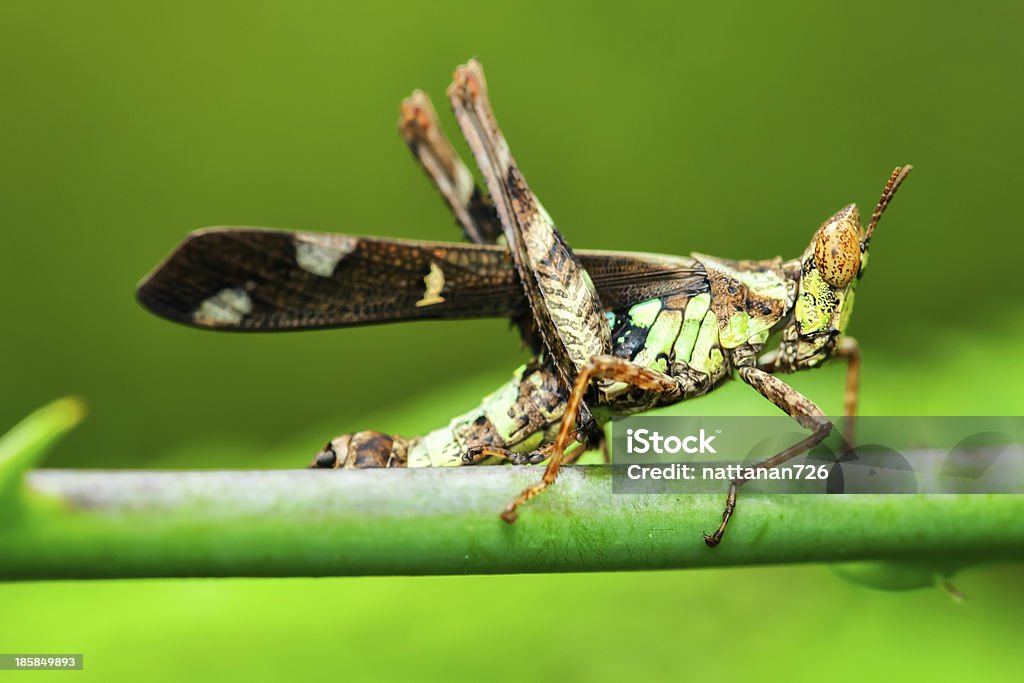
0;397;86;508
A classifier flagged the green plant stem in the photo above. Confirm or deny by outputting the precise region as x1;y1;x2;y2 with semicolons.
1;466;1022;580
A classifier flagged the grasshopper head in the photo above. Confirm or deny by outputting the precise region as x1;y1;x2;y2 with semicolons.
779;165;912;370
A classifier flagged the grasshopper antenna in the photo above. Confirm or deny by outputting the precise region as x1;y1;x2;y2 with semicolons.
864;164;913;247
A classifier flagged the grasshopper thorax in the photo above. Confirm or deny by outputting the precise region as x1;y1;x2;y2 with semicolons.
775;165;912;372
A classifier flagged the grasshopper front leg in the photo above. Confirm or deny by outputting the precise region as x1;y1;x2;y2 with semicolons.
703;366;832;547
758;335;860;445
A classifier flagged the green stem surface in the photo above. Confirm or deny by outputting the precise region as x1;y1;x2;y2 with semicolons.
2;466;1021;580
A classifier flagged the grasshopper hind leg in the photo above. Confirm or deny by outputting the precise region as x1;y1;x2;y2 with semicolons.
398;89;540;350
398;89;502;245
501;354;682;523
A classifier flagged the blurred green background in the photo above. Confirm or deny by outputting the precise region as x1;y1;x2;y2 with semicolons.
2;1;1023;681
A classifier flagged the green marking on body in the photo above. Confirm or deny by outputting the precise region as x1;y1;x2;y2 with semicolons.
482;365;527;441
604;307;679;397
628;298;662;329
411;427;462;467
515;430;545;453
796;268;831;334
632;309;683;372
690;310;723;375
721;311;751;348
749;328;770;345
672;293;710;364
708;348;724;374
721;308;779;348
410;366;533;467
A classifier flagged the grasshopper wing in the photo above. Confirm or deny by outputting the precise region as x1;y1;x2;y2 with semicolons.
137;228;705;331
137;228;525;330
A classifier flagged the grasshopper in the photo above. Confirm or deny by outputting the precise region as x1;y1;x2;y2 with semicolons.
137;60;911;546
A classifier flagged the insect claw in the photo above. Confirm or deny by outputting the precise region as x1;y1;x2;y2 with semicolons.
500;507;519;524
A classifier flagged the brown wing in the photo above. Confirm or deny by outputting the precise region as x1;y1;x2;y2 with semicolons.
136;228;706;331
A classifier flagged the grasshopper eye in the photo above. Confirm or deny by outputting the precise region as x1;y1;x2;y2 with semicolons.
814;218;861;288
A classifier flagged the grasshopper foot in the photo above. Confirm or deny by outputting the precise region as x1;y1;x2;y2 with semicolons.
704;481;739;547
